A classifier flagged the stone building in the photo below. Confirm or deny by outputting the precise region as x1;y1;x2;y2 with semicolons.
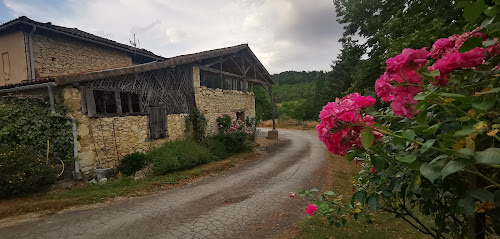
0;17;275;178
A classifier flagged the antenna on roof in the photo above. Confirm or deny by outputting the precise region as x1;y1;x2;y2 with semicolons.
129;34;140;48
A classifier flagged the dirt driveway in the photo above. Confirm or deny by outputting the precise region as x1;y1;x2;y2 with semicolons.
0;129;327;239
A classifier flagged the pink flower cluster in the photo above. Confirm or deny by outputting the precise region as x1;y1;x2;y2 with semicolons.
316;93;382;156
375;27;494;118
225;119;252;135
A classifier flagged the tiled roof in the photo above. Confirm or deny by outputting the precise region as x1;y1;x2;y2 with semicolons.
0;16;164;60
56;44;275;85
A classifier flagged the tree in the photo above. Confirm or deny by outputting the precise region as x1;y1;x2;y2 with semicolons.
325;0;469;95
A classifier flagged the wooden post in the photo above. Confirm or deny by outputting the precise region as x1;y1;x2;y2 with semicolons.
219;58;223;90
115;91;122;114
269;85;276;130
86;89;97;117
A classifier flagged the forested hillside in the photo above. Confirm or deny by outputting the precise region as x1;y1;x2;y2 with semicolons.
254;71;325;121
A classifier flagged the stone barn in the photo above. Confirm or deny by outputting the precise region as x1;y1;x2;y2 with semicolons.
0;16;275;177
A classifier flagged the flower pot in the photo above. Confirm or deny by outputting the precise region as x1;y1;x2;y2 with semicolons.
95;168;114;181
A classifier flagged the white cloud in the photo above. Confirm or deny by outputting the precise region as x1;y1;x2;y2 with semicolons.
2;0;344;73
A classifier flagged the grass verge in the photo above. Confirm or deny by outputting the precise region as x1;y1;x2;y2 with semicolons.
275;154;430;239
258;120;317;130
0;151;259;220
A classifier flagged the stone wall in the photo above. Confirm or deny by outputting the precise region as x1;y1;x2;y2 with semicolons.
61;86;187;177
192;66;256;134
32;33;132;78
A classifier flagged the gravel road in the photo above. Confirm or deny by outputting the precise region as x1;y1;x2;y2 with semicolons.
0;129;327;239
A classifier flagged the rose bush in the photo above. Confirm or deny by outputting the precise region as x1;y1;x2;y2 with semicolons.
302;3;500;238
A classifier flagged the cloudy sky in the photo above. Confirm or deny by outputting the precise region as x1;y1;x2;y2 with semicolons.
0;0;344;73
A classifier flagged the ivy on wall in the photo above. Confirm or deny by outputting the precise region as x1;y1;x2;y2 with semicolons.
0;97;73;164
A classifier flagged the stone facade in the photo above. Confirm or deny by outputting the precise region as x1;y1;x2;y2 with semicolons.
32;33;132;78
62;86;187;177
192;66;256;134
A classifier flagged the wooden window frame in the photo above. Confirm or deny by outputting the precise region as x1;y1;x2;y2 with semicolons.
82;87;145;118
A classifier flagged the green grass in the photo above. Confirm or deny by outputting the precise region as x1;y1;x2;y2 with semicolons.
0;151;258;219
290;212;428;239
275;154;430;239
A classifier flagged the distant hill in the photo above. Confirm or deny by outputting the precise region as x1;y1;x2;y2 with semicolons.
254;71;326;121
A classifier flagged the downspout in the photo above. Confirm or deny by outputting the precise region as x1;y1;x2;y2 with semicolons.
44;83;81;180
71;117;81;180
27;26;36;80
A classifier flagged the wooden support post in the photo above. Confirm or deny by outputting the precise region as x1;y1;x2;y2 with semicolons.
115;91;122;114
127;92;133;113
86;89;97;117
269;85;276;131
219;58;223;90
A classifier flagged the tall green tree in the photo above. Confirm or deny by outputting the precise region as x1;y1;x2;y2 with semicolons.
327;0;469;95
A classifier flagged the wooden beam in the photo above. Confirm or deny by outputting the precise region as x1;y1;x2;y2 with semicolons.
199;66;244;79
202;54;237;68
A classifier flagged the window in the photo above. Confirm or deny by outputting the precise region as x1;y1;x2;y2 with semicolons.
85;88;143;117
120;92;141;113
236;111;245;122
94;90;117;114
2;52;11;81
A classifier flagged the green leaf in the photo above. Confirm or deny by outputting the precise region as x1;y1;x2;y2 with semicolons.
484;6;498;17
463;0;487;23
459;37;483;53
482;39;498;47
438;92;467;100
423;123;441;135
474;148;500;165
361;128;374;150
310;188;319;192
416;111;427;126
414;94;426;101
458;196;475;216
367;195;379;211
355;191;367;205
472;95;496;113
371;157;387;172
396;154;417;163
475;87;500;95
441;158;472;179
454;128;475;137
420;162;444;183
459;148;474;157
323;191;336;196
402;130;416;141
420;139;436;153
471;189;495;201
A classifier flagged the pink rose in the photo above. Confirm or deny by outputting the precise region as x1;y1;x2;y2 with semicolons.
375;74;395;102
353;96;376;108
306;204;318;216
431;53;460;72
391;93;418;119
339;112;356;122
386;53;408;74
404;47;430;68
460;47;485;69
430;38;454;59
486;42;500;56
370;166;378;175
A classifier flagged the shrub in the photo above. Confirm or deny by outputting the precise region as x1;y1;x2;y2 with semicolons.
0;145;57;199
147;140;216;175
120;152;150;176
211;133;251;156
207;139;231;159
0;98;73;164
185;107;207;143
216;114;232;134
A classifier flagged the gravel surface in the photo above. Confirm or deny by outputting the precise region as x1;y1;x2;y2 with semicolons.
0;129;326;239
